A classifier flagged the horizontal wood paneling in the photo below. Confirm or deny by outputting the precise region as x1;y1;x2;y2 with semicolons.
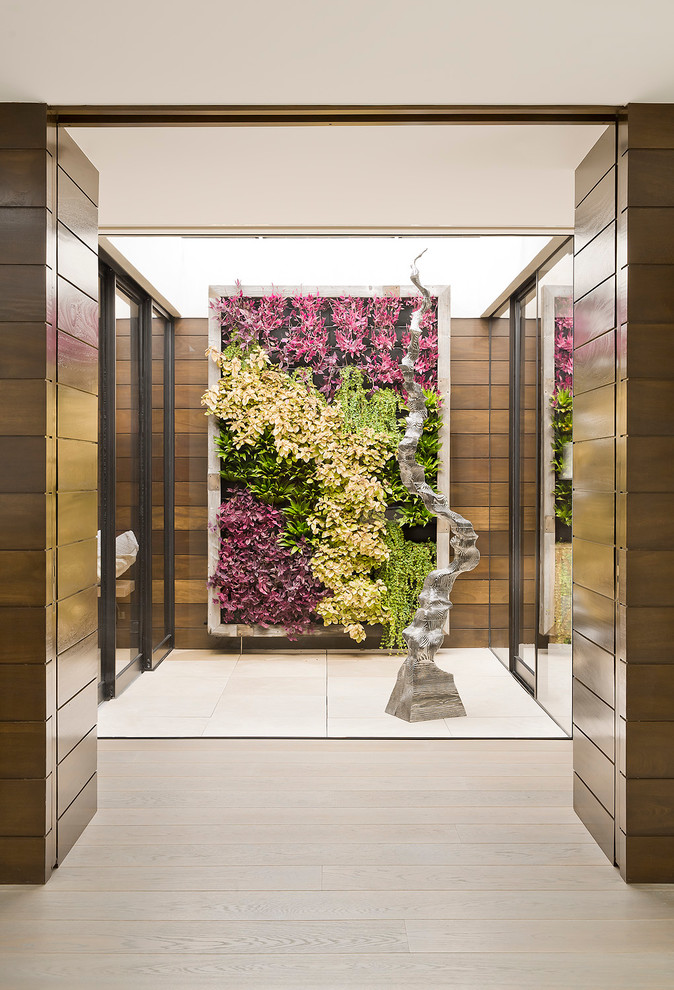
56;586;97;655
0;207;46;264
57;168;97;252
573;384;615;442
573;680;615;761
0;721;51;779
573;585;614;655
573;491;614;546
56;330;98;395
57;492;97;547
573;631;615;707
58;726;96;814
575;125;615;207
573;728;614;814
57;679;96;764
0;150;48;207
573;331;615;395
0;322;53;379
573;438;615;493
573;774;615;862
618;549;674;606
57;439;97;492
57;632;98;709
574;223;616;302
57;384;97;442
56;772;96;864
57;129;98;205
57;223;97;302
57;538;96;600
572;538;614;599
57;276;98;347
573;277;616;348
575;168;616;254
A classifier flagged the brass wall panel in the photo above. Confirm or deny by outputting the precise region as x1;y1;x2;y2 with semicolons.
573;537;615;599
574;223;616;302
573;277;616;348
57;631;97;709
573;584;615;653
56;772;96;863
622;435;674;492
57;384;97;442
57;726;96;814
57;492;97;547
57;439;97;492
56;331;97;395
575;125;615;206
573;631;615;706
574;383;615;442
56;585;97;655
573;774;615;862
574;330;615;395
57;129;98;205
573;490;615;545
57;275;98;347
57;538;96;601
57;223;97;302
627;208;674;263
56;678;96;763
57;168;97;251
575;168;616;254
573;438;615;492
573;728;615;814
573;679;615;761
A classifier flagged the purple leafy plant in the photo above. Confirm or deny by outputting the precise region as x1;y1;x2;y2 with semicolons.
554;314;573;394
209;489;328;639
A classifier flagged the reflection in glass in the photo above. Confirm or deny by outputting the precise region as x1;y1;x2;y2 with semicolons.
489;306;510;670
114;288;142;674
151;308;170;657
536;247;573;733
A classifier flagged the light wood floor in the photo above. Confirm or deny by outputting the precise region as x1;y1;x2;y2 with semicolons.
1;738;674;988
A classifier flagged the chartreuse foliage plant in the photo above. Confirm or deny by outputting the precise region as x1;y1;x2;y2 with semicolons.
551;386;573;527
203;346;392;642
376;522;437;651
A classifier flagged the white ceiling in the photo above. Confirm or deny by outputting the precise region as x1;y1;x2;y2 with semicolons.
72;124;605;231
1;0;674;105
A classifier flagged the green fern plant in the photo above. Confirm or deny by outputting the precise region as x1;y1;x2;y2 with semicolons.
376;522;436;651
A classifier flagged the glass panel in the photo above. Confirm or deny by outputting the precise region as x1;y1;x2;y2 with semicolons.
490;306;510;670
518;286;538;677
151;308;169;655
535;247;574;733
115;288;142;674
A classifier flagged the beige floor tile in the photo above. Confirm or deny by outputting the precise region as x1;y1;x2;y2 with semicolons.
328;717;451;738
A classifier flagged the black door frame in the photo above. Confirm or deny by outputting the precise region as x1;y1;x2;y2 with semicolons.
98;251;175;699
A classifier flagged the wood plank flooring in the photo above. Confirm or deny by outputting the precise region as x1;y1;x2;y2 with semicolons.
1;738;674;989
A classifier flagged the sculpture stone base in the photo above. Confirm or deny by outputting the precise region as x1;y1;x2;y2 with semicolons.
385;658;466;722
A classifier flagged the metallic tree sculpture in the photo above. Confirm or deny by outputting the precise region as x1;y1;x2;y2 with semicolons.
386;253;480;722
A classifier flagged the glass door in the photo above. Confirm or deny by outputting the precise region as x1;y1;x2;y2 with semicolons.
510;280;539;692
98;260;175;699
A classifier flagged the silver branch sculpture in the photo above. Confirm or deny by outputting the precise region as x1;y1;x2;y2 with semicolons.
385;253;480;722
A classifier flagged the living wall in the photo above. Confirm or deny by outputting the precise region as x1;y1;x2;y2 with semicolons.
202;287;442;647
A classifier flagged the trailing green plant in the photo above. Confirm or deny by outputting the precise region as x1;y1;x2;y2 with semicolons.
376;521;436;651
383;389;442;528
334;367;402;448
551;387;573;527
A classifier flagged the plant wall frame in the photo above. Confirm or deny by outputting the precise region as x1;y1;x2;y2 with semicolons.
205;282;451;642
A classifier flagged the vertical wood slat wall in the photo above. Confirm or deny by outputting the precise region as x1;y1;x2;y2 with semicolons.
616;104;674;881
0;105;57;882
54;128;99;863
572;124;619;864
174;316;500;650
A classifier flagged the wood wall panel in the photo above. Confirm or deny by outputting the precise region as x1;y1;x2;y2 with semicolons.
572;126;619;869
0;104;56;883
